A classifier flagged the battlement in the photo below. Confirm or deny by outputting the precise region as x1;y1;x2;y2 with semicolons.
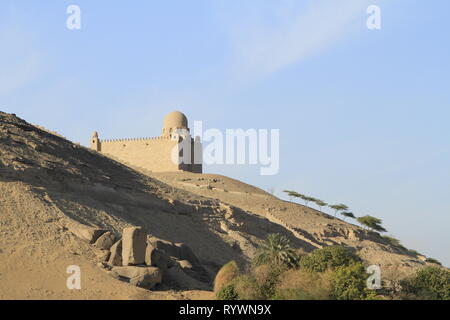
100;135;172;144
89;111;202;173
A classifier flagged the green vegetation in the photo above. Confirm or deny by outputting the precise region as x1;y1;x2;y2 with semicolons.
283;190;297;201
216;284;239;300
357;215;387;233
314;199;328;210
254;233;300;268
329;204;349;217
216;234;449;301
302;196;317;206
340;211;356;220
274;269;332;300
400;266;450;300
382;236;402;248
216;235;386;300
425;258;442;266
330;263;378;300
299;246;361;272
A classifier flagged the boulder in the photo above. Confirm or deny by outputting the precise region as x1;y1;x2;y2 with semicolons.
93;248;111;262
122;227;147;265
145;244;172;272
163;264;209;290
67;222;107;244
148;237;199;263
111;266;162;290
108;239;123;266
94;231;115;250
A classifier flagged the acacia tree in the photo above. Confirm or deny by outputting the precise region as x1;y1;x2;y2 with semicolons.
357;215;387;233
340;211;356;221
283;190;296;201
329;204;349;217
314;199;328;211
293;192;305;203
302;196;317;207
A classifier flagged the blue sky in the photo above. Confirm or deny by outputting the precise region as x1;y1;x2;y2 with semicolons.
1;0;449;266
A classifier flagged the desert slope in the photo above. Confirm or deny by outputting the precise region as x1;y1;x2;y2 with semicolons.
0;111;431;299
0;111;310;299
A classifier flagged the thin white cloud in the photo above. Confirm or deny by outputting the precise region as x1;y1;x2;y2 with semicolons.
225;0;380;79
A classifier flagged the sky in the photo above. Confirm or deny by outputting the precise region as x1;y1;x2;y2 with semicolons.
0;0;449;267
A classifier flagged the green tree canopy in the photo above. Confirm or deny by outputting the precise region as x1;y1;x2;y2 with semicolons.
357;215;387;233
329;204;349;217
314;199;328;210
340;211;356;220
400;266;450;300
299;246;361;273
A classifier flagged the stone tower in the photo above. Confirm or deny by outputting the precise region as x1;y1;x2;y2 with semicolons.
90;131;100;151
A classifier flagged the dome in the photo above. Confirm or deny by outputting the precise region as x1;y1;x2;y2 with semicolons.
162;111;188;135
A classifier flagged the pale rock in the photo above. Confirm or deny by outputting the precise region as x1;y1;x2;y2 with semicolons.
108;239;123;266
94;231;115;250
122;227;147;265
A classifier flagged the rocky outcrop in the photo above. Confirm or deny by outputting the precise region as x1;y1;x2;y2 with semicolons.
67;222;107;244
110;266;162;289
122;227;147;266
108;239;123;266
94;231;116;250
145;244;172;272
67;224;211;291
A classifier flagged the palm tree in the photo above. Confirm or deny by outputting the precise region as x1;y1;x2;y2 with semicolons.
314;199;328;211
340;211;356;221
254;233;299;268
329;204;349;217
357;215;387;233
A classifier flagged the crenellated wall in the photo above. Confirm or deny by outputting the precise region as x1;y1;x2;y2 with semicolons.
98;136;182;172
90;111;202;173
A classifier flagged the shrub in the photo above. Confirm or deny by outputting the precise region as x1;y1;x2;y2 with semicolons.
232;275;262;300
400;266;450;300
274;269;332;300
254;234;300;268
214;261;240;293
216;284;239;300
228;265;286;300
251;264;284;299
330;262;377;300
425;258;442;266
299;246;361;272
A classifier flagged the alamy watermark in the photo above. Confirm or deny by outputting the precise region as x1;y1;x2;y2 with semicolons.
66;5;81;30
367;5;382;30
367;265;382;290
66;265;81;289
170;121;280;176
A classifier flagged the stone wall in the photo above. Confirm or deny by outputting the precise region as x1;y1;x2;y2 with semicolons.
99;136;181;172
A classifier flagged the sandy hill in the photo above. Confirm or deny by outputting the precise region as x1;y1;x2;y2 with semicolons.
0;111;429;299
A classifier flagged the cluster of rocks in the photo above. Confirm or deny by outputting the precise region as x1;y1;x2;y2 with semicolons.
68;222;209;290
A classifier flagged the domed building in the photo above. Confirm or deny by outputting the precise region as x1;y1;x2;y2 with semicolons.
162;111;189;136
90;111;202;173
